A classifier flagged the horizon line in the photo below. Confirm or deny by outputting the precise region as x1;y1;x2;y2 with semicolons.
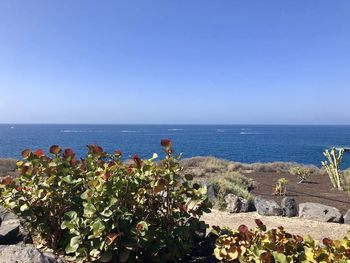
0;123;350;126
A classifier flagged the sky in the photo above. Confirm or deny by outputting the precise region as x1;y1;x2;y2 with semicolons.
0;1;349;125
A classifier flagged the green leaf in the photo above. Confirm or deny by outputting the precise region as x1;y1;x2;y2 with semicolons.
91;220;105;238
80;190;91;200
100;252;113;262
185;174;193;181
64;211;78;219
62;175;73;183
84;203;96;218
119;249;130;263
20;203;29;212
273;252;288;263
65;235;81;254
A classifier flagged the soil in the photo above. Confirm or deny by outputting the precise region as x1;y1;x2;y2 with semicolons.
243;171;350;214
202;210;349;240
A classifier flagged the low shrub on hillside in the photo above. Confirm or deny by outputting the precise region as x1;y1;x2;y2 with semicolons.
210;173;254;210
0;141;211;262
290;166;314;183
181;157;254;209
213;221;350;262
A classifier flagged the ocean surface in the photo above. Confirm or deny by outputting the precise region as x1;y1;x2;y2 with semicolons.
0;124;350;168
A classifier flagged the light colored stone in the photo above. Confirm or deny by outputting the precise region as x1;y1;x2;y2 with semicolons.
344;209;350;224
298;202;342;223
0;244;64;263
225;194;241;213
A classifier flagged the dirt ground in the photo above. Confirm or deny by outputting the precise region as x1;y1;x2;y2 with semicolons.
201;171;350;241
202;209;350;240
244;171;350;214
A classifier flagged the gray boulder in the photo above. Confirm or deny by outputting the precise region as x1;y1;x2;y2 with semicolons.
299;202;343;223
225;194;251;213
225;194;241;213
0;244;64;263
254;196;283;216
344;209;350;224
0;206;31;245
206;184;216;206
281;197;297;217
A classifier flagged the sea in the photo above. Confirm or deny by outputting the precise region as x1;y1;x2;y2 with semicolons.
0;124;350;168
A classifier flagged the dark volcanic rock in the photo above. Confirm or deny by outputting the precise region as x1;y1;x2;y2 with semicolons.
281;197;297;217
299;202;343;223
0;206;31;245
206;184;216;206
254;196;283;216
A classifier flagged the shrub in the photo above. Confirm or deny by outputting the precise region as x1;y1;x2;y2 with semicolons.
181;157;255;209
273;177;288;196
322;148;344;190
213;221;350;262
211;173;254;210
0;141;211;262
290;166;314;183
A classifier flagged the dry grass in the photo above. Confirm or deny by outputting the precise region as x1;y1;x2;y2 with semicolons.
181;157;255;209
181;156;331;209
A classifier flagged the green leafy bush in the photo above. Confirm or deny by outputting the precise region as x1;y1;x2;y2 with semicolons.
290;166;314;183
213;221;350;262
0;140;211;262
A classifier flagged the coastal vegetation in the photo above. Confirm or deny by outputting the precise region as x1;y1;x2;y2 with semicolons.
0;144;350;262
322;147;346;190
213;220;350;262
289;166;314;184
0;141;211;262
273;177;288;196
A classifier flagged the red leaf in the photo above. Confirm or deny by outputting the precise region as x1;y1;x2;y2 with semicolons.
161;139;172;147
15;186;23;191
255;219;264;227
322;238;332;246
33;149;44;157
102;172;111;182
70;158;78;166
21;149;31;158
2;177;12;185
63;148;75;159
345;249;350;259
238;224;248;233
49;145;61;154
88;144;103;154
132;154;142;167
136;223;143;233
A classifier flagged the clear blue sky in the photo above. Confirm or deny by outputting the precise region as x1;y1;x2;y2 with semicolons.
0;1;349;124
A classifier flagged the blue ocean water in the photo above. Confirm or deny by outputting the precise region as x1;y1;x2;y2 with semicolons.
0;124;350;168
